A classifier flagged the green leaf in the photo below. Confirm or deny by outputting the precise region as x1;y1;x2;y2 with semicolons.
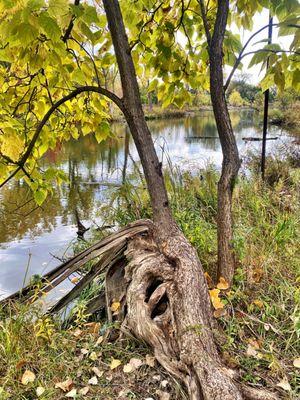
34;188;48;206
39;12;61;42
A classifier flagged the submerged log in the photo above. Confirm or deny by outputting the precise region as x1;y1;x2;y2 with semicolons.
242;137;278;142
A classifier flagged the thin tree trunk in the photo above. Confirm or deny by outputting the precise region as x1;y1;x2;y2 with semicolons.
209;0;241;285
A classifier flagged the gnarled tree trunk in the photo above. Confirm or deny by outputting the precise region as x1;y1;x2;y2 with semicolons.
100;1;277;399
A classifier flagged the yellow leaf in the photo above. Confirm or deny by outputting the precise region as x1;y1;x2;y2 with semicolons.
293;358;300;368
71;277;79;284
21;370;36;385
89;351;98;361
123;363;134;373
253;299;264;308
110;301;120;312
110;358;121;370
216;277;229;290
209;289;224;310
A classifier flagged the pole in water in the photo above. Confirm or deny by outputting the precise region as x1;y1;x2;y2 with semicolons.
261;15;273;180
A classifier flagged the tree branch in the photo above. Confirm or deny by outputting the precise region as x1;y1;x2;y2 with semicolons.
0;85;124;189
198;0;211;47
224;22;300;91
62;0;80;43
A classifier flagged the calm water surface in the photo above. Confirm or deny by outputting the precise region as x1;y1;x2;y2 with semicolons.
0;110;293;298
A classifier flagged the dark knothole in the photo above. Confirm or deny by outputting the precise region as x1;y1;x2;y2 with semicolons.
151;293;168;319
145;278;163;303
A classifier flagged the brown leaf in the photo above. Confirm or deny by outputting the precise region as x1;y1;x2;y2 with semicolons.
16;360;27;370
145;354;155;367
213;308;227;318
252;267;263;283
55;378;73;392
204;272;213;288
79;386;90;395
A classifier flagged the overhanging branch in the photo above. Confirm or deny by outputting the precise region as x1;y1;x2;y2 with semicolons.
0;85;124;189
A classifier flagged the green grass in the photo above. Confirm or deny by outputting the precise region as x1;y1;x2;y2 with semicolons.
1;153;299;399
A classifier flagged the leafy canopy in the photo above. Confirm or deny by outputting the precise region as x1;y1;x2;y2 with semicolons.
0;0;299;203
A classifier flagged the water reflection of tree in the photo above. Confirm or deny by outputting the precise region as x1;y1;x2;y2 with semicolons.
0;111;257;246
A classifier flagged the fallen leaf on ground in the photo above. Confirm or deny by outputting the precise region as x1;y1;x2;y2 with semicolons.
71;277;79;284
246;344;258;357
129;358;143;370
16;360;27;370
81;348;89;355
293;358;300;368
88;376;98;385
252;267;263;283
73;328;83;338
79;386;90;395
145;354;155;367
84;322;100;335
110;359;122;370
36;387;45;397
21;370;36;385
204;272;213;288
92;367;103;377
253;299;264;308
216;277;229;290
209;288;224;310
213;308;227;318
276;377;291;391
65;388;77;398
123;364;134;373
95;336;104;346
55;378;73;392
156;389;170;400
89;351;98;361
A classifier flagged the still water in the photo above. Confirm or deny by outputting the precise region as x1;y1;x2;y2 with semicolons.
0;110;294;298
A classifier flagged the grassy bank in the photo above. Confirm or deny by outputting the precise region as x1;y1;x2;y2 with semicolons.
1;152;299;399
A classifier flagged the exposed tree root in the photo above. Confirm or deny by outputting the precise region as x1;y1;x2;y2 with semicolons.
1;220;279;400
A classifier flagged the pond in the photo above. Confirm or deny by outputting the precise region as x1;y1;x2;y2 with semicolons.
0;109;294;299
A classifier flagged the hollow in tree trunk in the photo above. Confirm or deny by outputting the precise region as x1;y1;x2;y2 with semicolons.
100;1;277;399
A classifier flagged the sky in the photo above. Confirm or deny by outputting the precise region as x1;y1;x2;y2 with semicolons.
229;9;293;84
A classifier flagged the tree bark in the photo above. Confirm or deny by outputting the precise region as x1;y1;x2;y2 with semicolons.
209;0;241;285
100;1;277;399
